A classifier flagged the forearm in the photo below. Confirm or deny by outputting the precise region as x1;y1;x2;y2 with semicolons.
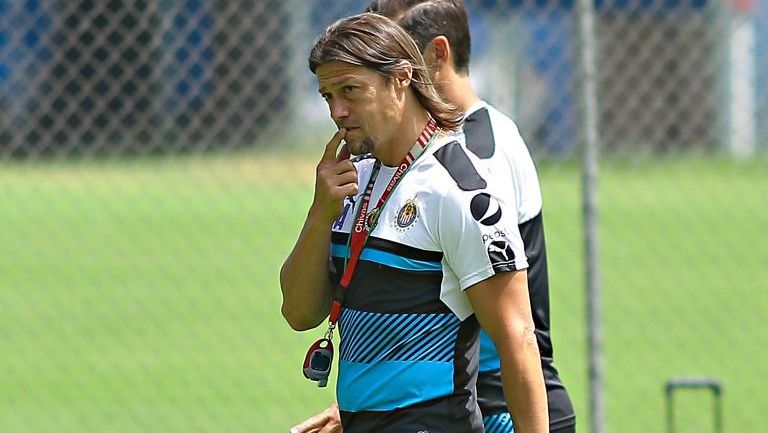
498;330;549;433
280;212;335;331
281;128;355;331
466;271;548;433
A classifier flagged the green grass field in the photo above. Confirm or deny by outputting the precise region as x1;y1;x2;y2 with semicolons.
1;153;766;433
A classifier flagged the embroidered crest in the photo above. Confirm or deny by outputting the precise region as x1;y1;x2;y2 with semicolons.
365;207;380;231
395;198;419;230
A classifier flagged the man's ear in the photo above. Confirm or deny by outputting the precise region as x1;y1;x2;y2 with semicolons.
423;41;438;70
428;36;450;72
392;60;413;89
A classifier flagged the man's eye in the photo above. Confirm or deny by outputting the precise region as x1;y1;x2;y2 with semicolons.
343;86;356;93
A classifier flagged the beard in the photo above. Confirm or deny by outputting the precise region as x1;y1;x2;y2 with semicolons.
347;136;375;156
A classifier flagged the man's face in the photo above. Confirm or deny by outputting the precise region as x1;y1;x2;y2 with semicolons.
316;61;403;156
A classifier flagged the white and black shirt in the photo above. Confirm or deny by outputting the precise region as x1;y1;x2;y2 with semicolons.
329;129;527;433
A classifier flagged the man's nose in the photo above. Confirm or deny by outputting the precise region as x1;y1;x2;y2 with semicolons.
329;99;349;122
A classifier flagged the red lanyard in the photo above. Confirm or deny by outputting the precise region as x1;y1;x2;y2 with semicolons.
328;118;438;325
303;118;439;387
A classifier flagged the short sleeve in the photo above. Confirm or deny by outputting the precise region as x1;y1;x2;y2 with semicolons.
436;186;528;291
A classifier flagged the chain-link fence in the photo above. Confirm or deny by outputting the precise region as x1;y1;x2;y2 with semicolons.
2;0;765;158
0;0;297;157
1;1;766;433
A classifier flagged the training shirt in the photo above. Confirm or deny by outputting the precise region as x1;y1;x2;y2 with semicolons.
329;129;528;433
464;101;575;430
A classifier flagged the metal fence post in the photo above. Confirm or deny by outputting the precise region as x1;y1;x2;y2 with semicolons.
576;0;603;432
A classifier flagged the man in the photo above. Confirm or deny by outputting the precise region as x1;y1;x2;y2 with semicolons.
281;12;548;433
291;1;576;433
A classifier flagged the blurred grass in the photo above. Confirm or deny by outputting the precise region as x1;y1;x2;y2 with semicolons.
0;153;766;432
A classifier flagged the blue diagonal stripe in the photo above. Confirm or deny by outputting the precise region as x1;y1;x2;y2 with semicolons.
418;320;460;361
433;343;455;363
361;314;419;364
410;323;450;360
347;312;391;361
351;313;401;362
372;314;433;361
339;310;461;363
390;315;452;360
385;315;439;360
340;310;376;359
483;412;515;433
354;313;429;363
411;320;457;361
339;309;358;359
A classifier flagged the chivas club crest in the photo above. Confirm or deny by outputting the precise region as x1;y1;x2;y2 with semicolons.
365;207;380;231
396;198;418;230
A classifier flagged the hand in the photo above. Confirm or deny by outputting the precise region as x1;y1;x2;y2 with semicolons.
310;129;357;225
289;402;342;433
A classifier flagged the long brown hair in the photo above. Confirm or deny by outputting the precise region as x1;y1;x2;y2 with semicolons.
308;13;463;131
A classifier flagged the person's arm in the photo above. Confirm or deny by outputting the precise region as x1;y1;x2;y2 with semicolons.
280;129;356;331
466;269;548;433
289;402;342;433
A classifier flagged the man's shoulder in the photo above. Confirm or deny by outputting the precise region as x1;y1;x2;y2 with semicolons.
464;102;536;174
418;134;490;198
467;102;523;141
